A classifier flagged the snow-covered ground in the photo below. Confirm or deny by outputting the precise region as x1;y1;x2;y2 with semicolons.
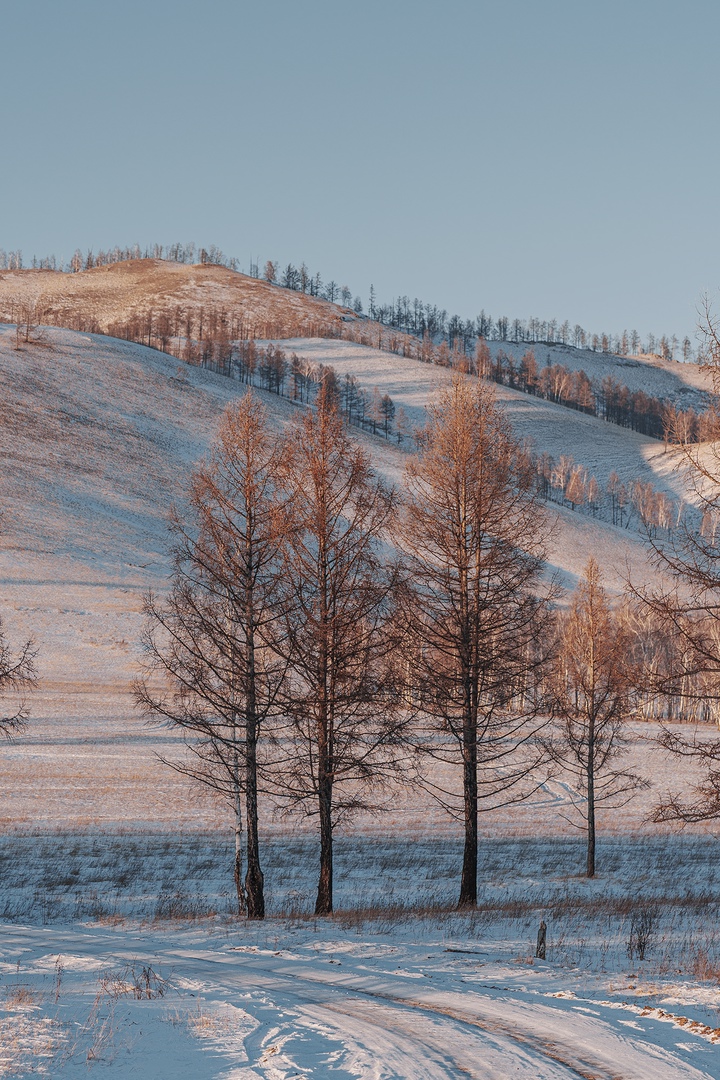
275;337;697;502
0;324;704;832
2;829;720;1078
482;337;710;410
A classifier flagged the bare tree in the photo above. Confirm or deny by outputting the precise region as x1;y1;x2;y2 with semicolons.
0;616;36;736
276;386;405;916
13;294;48;349
399;377;553;908
135;393;288;917
547;559;646;876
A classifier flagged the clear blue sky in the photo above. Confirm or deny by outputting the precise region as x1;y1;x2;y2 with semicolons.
2;0;717;342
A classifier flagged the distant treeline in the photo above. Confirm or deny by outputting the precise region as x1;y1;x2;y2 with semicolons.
4;278;707;447
175;336;687;544
483;346;714;444
0;240;695;363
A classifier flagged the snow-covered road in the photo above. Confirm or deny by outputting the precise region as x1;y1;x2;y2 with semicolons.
2;922;717;1078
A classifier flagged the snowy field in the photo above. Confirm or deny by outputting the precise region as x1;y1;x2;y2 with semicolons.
1;832;720;1078
1;325;720;1075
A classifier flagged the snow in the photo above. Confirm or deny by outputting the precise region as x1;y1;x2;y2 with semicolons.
273;337;697;500
482;338;710;411
1;909;719;1078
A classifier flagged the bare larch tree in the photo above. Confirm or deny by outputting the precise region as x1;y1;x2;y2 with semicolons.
399;377;553;908
276;385;405;916
547;558;646;876
136;392;288;917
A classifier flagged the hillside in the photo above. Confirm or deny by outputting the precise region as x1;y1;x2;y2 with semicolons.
0;258;711;416
278;338;696;501
483;337;710;412
0;324;699;832
0;259;357;339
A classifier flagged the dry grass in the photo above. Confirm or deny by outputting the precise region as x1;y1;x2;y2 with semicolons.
0;260;353;340
0;830;719;984
3;985;39;1009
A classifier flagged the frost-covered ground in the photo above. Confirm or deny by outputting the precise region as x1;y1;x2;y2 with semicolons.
275;337;698;502
1;833;720;1078
481;337;710;410
0;324;684;831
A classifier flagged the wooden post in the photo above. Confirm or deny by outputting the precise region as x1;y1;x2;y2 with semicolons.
536;920;547;960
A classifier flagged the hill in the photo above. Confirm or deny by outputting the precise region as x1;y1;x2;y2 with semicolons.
0;324;695;832
483;337;710;413
0;259;358;339
0;258;710;416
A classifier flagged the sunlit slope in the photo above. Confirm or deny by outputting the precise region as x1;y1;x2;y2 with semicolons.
0;259;355;338
279;338;695;506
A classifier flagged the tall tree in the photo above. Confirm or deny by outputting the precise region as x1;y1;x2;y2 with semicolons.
136;393;288;917
547;559;646;876
399;377;553;908
277;386;404;915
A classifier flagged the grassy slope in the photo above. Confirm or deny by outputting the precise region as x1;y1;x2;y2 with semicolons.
0;259;356;337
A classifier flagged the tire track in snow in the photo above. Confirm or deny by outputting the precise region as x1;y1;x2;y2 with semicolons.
174;950;692;1080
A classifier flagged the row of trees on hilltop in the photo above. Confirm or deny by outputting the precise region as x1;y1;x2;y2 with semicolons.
259;256;692;361
0;241;694;363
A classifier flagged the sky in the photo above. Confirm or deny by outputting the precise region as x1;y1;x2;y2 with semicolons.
1;0;718;343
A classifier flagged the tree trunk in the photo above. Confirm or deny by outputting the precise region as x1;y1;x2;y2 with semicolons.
586;721;596;878
315;774;333;915
245;724;264;919
244;603;265;920
458;721;478;908
233;780;246;915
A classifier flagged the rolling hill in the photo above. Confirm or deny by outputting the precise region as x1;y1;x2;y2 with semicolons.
0;319;706;831
0;259;358;340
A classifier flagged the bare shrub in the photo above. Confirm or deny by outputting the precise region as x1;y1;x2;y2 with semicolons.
98;962;167;1001
627;906;658;961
